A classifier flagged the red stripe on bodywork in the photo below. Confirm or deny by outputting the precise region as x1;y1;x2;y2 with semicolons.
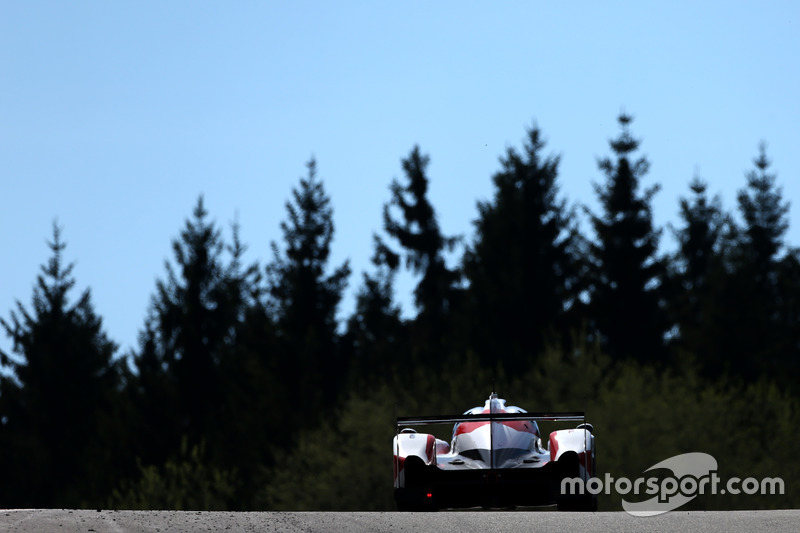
455;409;539;436
426;434;436;463
549;432;560;462
579;449;592;475
393;455;405;480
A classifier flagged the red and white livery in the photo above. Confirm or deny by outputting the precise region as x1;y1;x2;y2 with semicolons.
393;393;596;511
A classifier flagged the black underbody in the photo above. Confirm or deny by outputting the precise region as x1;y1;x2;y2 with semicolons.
395;450;594;511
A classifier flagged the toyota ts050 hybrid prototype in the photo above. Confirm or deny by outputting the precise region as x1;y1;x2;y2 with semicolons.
393;393;596;511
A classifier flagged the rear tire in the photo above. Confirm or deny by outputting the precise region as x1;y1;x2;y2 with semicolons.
555;447;597;512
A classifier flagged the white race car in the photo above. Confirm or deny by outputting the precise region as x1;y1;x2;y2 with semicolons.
393;392;596;511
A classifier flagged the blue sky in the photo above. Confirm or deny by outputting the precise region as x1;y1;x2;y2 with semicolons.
2;2;799;359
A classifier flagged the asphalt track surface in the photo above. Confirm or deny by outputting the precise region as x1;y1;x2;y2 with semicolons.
1;509;799;532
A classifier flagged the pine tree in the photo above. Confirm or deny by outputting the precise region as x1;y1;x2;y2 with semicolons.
267;158;350;415
464;126;584;372
727;143;792;379
587;113;667;363
380;146;461;360
737;143;789;288
674;179;726;293
666;178;732;372
129;197;252;464
773;249;800;392
194;217;276;504
344;236;407;384
0;222;123;507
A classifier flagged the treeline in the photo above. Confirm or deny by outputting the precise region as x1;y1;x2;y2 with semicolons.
1;114;798;510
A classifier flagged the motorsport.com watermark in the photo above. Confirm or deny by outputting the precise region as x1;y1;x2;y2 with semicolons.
561;452;784;516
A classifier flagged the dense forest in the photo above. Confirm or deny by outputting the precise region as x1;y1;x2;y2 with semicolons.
1;114;798;510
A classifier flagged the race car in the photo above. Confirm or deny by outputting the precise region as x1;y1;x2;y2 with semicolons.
393;392;596;511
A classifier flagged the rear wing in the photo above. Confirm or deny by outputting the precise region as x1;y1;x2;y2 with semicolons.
397;411;585;427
